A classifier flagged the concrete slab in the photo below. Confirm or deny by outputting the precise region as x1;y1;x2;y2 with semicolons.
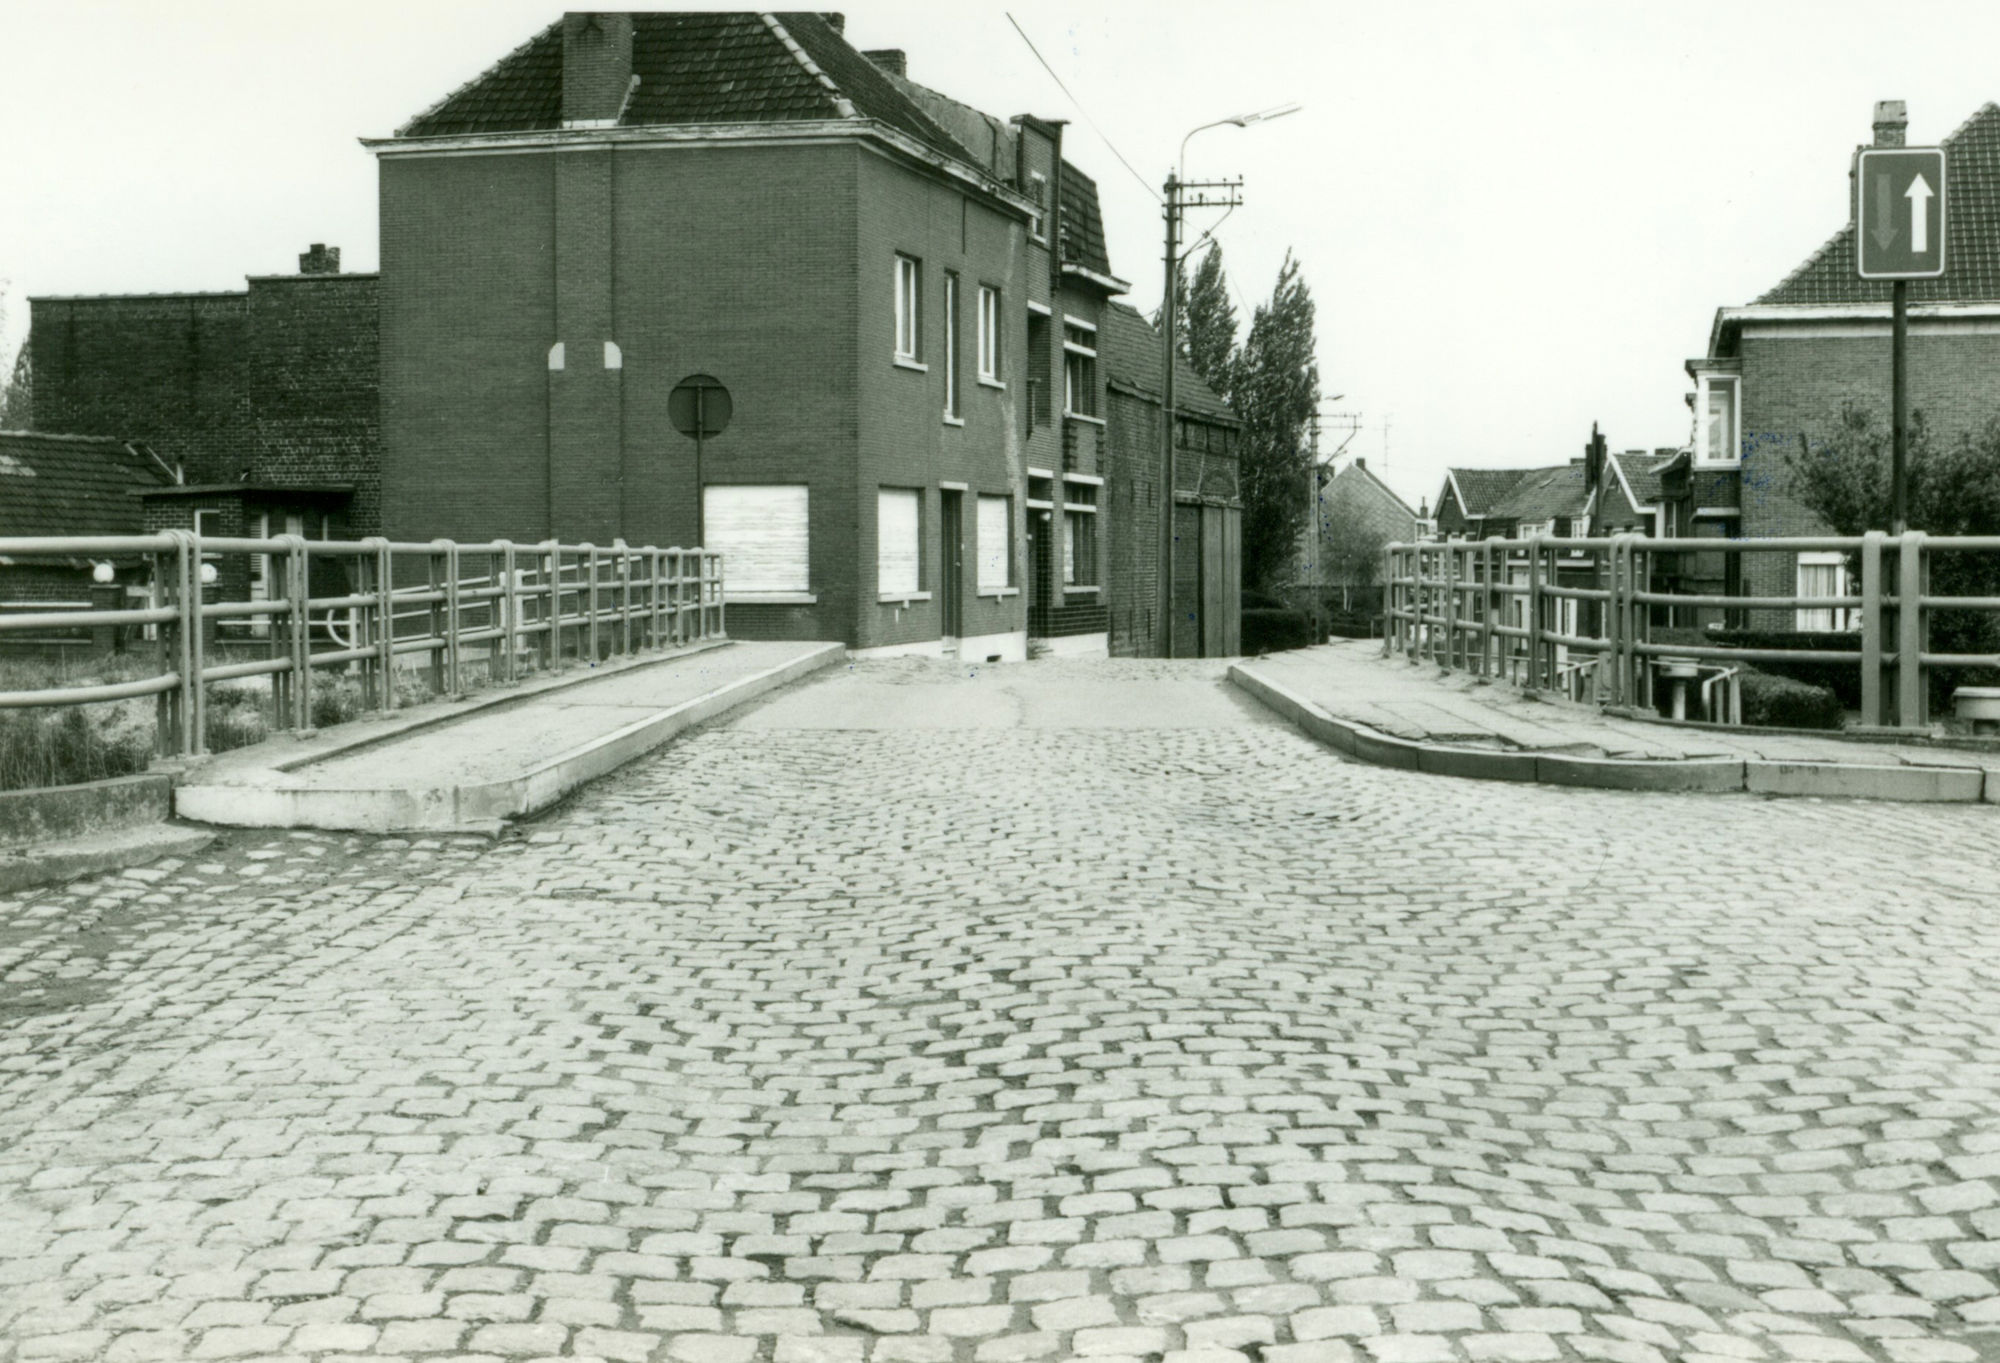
1744;760;1986;803
175;641;842;832
0;823;214;893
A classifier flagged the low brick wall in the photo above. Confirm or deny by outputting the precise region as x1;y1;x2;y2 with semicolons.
0;774;173;850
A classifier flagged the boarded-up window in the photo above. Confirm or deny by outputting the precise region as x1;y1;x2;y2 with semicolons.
878;488;921;596
704;485;809;594
977;495;1011;591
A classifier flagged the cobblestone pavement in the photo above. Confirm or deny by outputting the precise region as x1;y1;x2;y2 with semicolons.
4;656;2000;1363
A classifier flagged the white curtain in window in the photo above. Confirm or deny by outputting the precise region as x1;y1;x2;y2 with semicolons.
1796;558;1847;631
976;495;1009;591
704;485;809;594
878;489;921;596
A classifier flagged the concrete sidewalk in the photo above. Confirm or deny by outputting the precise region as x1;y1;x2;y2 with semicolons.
1234;640;2000;803
175;639;843;832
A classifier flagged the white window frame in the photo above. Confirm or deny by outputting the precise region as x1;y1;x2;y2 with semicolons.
977;285;1003;386
894;254;923;366
1062;318;1099;420
976;494;1015;596
1795;551;1852;632
1696;372;1740;467
877;487;928;603
1061;497;1099;590
942;271;961;423
1027;171;1049;241
704;484;813;602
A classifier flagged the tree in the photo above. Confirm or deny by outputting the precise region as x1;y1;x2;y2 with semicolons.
1785;399;2000;693
1318;493;1387;611
0;341;30;430
1230;252;1320;590
1152;243;1237;391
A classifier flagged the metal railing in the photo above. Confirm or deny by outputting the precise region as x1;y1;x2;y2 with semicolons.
0;533;724;758
1383;531;2000;730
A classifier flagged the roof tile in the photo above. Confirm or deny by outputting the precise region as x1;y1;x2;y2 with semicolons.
0;433;168;538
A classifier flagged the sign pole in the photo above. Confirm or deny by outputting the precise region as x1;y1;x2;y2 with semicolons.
695;389;706;547
1892;278;1908;536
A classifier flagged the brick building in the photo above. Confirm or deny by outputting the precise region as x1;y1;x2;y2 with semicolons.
1682;98;2000;629
1298;456;1419;610
368;11;1173;659
1097;301;1241;657
0;432;170;649
30;244;379;556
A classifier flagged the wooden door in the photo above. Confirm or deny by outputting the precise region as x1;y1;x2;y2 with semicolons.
939;490;963;640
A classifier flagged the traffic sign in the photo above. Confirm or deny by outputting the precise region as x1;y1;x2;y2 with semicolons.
1857;147;1946;279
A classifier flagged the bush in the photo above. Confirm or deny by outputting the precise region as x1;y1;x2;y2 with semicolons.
1705;628;1862;709
1737;669;1844;730
1242;606;1314;656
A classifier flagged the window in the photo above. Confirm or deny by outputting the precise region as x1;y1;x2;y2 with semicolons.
894;255;921;362
977;285;1001;383
1063;322;1098;418
1027;171;1048;240
1026;311;1052;426
1700;374;1739;464
704;485;810;597
1796;552;1852;631
943;272;960;420
976;494;1012;591
1063;511;1097;587
878;488;922;598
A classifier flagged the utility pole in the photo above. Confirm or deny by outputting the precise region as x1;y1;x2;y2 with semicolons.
1157;174;1242;657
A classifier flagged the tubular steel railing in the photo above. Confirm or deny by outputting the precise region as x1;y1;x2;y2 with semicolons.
1383;531;2000;730
0;533;724;758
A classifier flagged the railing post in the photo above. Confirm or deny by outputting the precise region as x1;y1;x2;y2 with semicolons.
440;539;461;697
541;540;560;670
1860;531;1885;726
1898;530;1925;727
150;537;175;758
181;530;207;756
583;544;600;664
1526;537;1545;691
497;541;519;684
1441;545;1458;670
1478;539;1497;679
425;542;446;698
367;538;396;712
1603;537;1624;706
614;539;632;657
286;535;311;732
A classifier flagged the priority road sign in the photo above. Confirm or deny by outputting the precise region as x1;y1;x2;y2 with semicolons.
1857;147;1946;279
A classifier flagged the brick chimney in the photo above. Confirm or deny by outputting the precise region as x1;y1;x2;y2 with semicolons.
863;49;906;78
562;12;635;127
1873;99;1908;147
298;244;340;275
821;12;845;34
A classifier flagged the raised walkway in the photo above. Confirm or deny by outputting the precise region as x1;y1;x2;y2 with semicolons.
175;639;843;833
1232;639;2000;803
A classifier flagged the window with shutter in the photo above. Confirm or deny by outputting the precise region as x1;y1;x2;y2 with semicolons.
703;485;810;597
976;495;1011;591
878;488;922;597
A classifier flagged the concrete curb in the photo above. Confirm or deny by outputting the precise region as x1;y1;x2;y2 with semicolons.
0;774;173;850
175;642;845;832
1228;663;1992;805
0;824;214;894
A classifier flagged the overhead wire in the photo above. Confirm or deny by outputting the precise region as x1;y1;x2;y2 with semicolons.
1004;13;1162;204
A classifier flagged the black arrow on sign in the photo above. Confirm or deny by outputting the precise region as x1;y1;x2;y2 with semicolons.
1872;173;1897;249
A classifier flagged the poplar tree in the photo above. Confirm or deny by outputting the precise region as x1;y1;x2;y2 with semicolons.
1230;253;1320;589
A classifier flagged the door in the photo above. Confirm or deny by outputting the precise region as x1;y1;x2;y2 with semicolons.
1172;502;1202;658
939;490;963;641
1201;505;1227;658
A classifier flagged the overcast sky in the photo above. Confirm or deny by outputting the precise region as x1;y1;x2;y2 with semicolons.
6;1;2000;511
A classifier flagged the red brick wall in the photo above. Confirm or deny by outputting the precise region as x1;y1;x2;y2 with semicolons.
246;277;380;532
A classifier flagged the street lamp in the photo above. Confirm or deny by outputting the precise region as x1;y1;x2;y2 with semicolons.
1160;103;1300;658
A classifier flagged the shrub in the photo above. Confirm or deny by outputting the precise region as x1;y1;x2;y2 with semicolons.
1242;606;1314;656
1704;628;1862;709
1737;669;1844;730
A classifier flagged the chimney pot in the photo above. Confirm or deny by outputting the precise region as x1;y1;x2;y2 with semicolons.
822;12;845;34
1353;457;1365;469
863;48;907;78
1873;99;1908;147
298;244;340;274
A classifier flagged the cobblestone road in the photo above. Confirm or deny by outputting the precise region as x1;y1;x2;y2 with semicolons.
4;657;2000;1363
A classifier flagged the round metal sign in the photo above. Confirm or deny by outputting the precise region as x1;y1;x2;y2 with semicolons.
668;374;733;438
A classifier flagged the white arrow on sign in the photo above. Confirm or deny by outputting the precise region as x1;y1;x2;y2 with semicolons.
1907;173;1934;254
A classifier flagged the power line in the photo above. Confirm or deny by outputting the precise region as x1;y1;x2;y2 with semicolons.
1004;14;1161;204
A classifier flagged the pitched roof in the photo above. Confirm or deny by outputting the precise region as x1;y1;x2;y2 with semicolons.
1098;302;1237;425
1607;448;1676;511
1330;459;1420;521
1760;103;2000;305
0;432;168;538
397;11;974;166
1487;462;1590;522
1444;467;1532;517
878;71;1115;280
